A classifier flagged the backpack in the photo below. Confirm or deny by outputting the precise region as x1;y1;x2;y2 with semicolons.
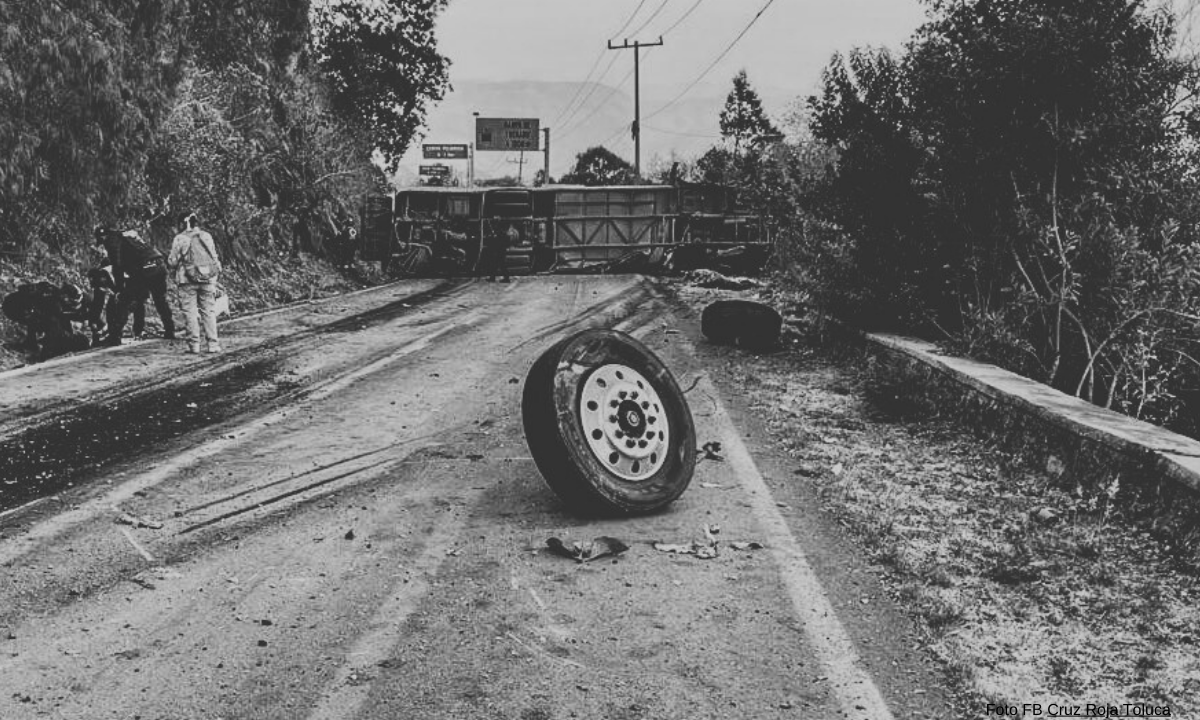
183;230;220;284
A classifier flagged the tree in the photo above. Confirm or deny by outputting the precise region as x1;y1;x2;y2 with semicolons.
559;147;637;186
719;70;780;153
312;0;452;173
0;0;190;247
804;0;1200;432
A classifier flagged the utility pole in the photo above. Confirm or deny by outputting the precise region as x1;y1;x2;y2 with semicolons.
470;111;479;186
542;127;551;185
508;150;527;185
607;36;663;180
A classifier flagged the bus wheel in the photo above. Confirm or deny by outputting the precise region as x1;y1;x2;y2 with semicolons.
522;329;697;516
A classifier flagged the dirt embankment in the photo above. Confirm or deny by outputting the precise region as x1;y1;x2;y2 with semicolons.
0;254;387;372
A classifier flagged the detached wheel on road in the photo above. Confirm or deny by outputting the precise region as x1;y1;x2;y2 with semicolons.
522;329;697;516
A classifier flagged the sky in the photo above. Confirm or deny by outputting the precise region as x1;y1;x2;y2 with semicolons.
398;0;930;182
400;0;1198;183
436;0;928;94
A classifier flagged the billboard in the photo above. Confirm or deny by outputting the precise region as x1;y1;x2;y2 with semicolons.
475;118;540;151
422;144;469;159
419;164;451;176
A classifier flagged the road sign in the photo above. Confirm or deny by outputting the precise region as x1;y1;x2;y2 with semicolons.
475;118;540;151
419;164;451;176
423;144;469;159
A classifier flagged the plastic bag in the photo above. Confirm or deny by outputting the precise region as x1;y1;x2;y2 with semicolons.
213;285;230;318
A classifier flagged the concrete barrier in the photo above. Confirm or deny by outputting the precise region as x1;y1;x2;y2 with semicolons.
841;328;1200;553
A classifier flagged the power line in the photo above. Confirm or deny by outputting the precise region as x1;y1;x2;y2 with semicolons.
660;0;703;37
549;0;651;127
554;52;623;135
560;0;703;148
556;62;638;142
643;0;777;123
609;0;651;40
626;0;671;40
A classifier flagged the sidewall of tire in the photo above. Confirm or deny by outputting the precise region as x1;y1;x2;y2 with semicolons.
523;329;697;515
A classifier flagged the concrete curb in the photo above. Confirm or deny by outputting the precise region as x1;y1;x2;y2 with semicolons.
831;324;1200;546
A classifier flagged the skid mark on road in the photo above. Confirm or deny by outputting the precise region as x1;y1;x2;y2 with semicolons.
0;314;482;567
507;282;649;354
303;494;471;720
174;433;443;519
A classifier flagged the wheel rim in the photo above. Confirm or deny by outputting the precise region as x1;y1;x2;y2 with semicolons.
579;363;670;481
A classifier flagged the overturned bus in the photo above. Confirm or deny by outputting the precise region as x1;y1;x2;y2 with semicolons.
358;183;768;277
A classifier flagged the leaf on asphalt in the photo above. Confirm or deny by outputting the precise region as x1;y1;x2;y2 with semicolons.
546;536;629;563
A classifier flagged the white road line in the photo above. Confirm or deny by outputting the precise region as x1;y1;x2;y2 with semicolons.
694;371;895;720
622;316;893;718
0;315;481;567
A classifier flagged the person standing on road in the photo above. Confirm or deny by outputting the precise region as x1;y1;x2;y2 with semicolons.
167;211;223;354
480;221;514;282
93;225;176;346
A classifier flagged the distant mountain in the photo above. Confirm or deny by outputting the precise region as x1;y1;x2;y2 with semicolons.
397;78;781;185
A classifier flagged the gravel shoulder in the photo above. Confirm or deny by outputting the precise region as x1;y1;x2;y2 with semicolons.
668;278;1200;719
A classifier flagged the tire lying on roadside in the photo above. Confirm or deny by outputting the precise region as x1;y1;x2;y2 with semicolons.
700;299;783;351
522;329;697;516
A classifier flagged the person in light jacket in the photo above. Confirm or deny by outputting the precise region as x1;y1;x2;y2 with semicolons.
167;211;223;354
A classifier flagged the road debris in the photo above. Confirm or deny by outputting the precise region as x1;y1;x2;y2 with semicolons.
545;536;629;563
729;541;765;551
111;506;163;530
684;269;762;291
654;524;721;559
699;441;724;462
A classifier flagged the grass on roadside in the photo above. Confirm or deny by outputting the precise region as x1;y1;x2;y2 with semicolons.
673;279;1200;720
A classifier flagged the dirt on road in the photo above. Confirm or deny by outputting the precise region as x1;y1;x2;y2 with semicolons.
0;275;1195;719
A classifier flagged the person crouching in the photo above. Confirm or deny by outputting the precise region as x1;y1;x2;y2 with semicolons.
93;225;176;345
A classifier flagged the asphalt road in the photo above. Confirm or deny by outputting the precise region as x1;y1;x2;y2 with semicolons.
0;276;954;719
